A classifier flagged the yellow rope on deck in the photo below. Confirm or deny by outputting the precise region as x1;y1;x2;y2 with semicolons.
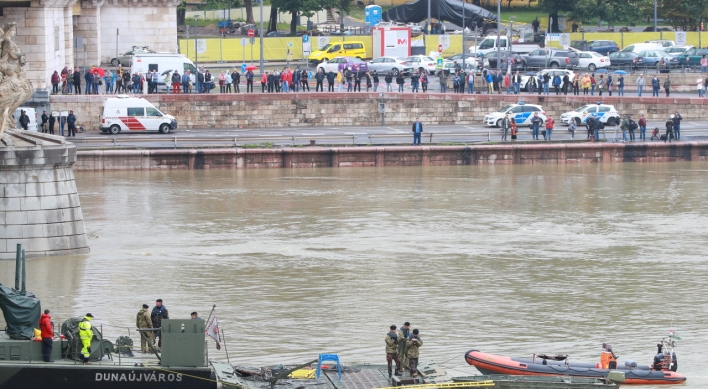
375;381;495;389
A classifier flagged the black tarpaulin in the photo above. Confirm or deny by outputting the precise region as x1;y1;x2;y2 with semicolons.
382;0;497;28
0;283;41;340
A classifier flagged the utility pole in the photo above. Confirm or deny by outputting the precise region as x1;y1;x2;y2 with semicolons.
653;0;657;32
194;15;199;72
462;0;466;69
259;0;264;73
496;0;500;71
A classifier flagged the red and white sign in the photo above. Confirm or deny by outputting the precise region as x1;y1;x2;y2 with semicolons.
248;29;255;38
206;316;221;350
438;44;443;53
371;26;411;59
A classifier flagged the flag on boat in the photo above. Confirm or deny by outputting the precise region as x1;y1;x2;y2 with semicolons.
206;316;221;350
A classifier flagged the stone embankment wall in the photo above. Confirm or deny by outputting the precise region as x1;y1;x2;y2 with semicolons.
51;92;708;130
74;142;708;171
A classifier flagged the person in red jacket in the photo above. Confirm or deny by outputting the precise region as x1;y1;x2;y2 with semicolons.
545;116;555;141
39;309;54;362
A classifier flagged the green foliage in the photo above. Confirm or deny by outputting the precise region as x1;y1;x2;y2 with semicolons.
659;0;708;30
271;0;345;34
571;0;651;25
204;0;243;17
241;142;275;148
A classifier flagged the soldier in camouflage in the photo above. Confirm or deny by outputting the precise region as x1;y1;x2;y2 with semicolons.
136;304;153;353
406;329;423;377
397;322;411;371
385;325;403;378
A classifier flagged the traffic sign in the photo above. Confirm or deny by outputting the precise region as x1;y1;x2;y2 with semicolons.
438;44;443;53
302;34;309;43
288;42;293;47
241;63;247;72
559;33;570;47
436;58;443;69
676;32;687;46
248;29;255;38
240;38;248;46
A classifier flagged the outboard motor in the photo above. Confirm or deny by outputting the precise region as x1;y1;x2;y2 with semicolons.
671;352;678;372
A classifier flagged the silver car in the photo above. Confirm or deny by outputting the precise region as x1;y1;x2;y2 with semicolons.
367;57;413;76
111;47;155;66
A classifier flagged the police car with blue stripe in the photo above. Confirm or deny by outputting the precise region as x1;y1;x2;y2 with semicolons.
560;103;621;126
483;102;547;128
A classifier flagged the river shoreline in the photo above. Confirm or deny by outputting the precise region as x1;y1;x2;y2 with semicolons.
74;141;708;170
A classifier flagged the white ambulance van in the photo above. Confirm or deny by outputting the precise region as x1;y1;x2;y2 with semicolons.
100;95;177;134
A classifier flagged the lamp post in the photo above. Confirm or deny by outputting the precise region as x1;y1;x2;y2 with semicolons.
507;16;515;76
259;0;264;73
194;15;199;86
462;0;466;69
653;0;657;32
496;0;501;71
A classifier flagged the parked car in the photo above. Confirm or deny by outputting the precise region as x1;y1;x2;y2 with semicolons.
570;40;619;55
401;55;437;74
621;43;664;54
608;51;644;69
317;56;368;73
486;51;524;71
521;49;579;69
575;51;610;71
676;47;708;66
367;57;413;76
110;46;155;67
560;103;621;127
664;46;693;56
483;103;546;128
437;60;478;76
267;31;285;37
447;53;479;62
637;50;680;68
646;40;675;48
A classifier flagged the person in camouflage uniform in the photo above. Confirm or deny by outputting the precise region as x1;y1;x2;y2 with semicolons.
406;329;423;377
136;304;153;353
397;322;412;370
385;325;402;378
151;299;169;348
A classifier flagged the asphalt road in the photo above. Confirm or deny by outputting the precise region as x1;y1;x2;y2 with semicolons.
71;120;708;149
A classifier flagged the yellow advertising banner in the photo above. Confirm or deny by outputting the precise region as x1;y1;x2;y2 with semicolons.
180;36;374;62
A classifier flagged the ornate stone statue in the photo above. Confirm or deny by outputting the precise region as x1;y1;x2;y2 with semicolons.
0;22;33;138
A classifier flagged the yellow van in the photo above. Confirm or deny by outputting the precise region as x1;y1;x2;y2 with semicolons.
309;41;367;63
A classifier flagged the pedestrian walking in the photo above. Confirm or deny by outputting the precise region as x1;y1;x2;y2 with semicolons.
638;114;647;141
501;114;510;141
18;110;29;130
412;117;423;145
151;299;169;348
396;73;405;92
39;309;54;362
545;116;555;140
530;112;542;140
636;74;645;96
568;118;577;140
665;116;674;143
664;75;671;97
66;110;77;137
48;113;55;135
385;325;402;378
407;329;423;378
672;111;682;140
136;304;153;353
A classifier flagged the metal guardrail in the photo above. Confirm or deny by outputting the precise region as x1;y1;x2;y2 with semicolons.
75;132;495;148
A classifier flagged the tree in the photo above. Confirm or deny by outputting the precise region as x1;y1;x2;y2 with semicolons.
267;6;279;33
659;0;708;31
244;0;256;24
538;0;577;32
177;1;187;25
571;0;651;27
270;0;340;35
205;0;242;21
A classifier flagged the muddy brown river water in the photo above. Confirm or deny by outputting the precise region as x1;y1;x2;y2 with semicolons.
2;162;707;388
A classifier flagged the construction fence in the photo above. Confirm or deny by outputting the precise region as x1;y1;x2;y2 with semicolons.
179;32;708;63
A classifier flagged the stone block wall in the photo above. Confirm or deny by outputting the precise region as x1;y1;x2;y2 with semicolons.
73;142;708;171
50;93;708;130
100;3;179;64
0;135;89;259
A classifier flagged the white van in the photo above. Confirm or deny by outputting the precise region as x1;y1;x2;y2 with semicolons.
621;43;664;53
129;53;197;92
100;95;177;134
13;107;37;131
